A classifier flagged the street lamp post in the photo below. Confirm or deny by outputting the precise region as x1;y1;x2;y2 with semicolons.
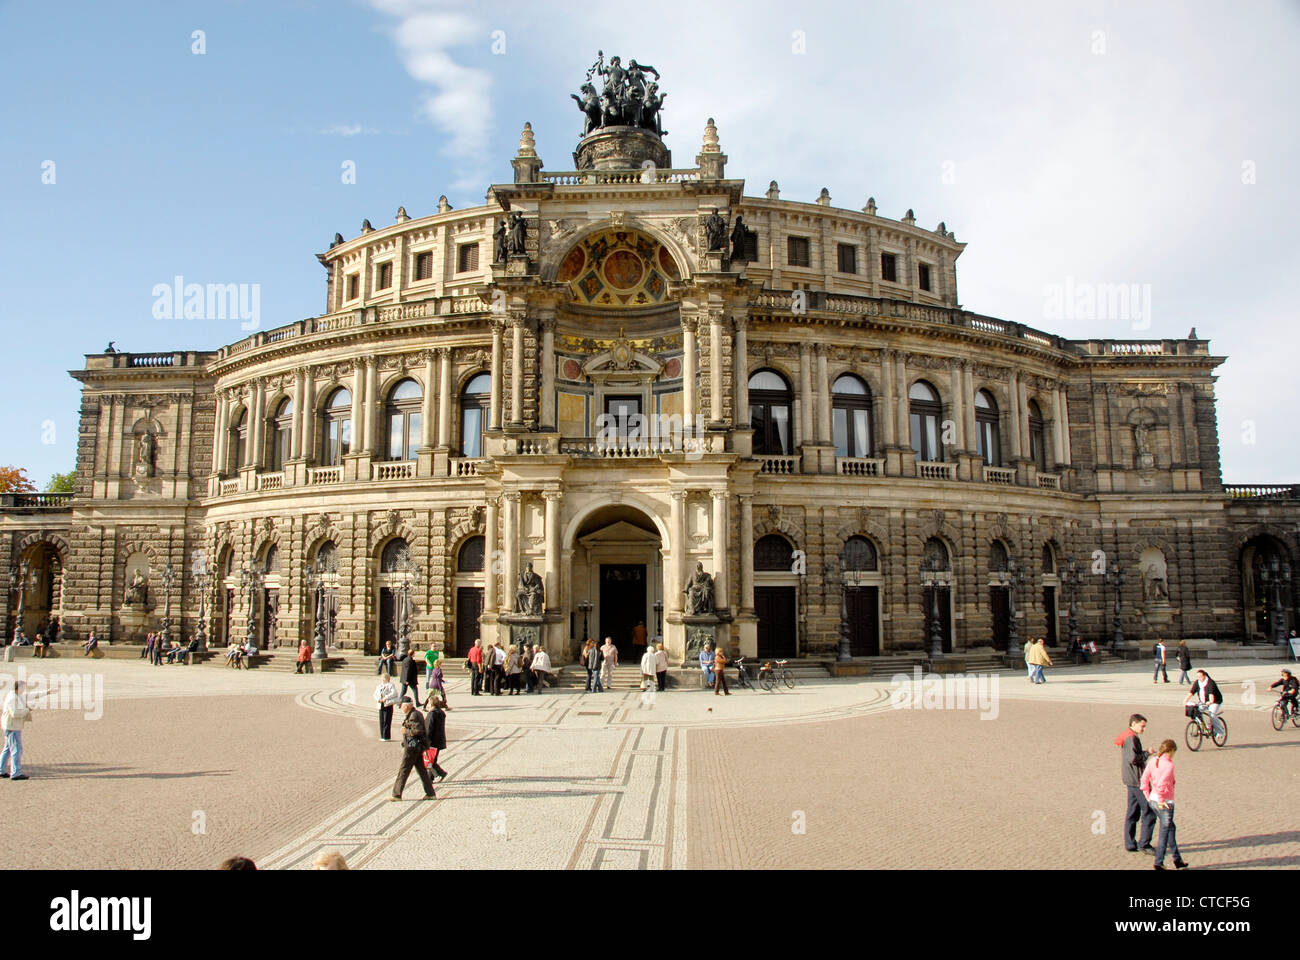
239;564;264;648
652;599;663;638
1268;557;1292;645
160;563;177;645
304;555;336;660
393;554;423;659
10;560;33;642
1006;555;1026;649
577;600;593;642
922;557;945;659
1063;556;1083;647
191;550;212;651
1106;562;1126;652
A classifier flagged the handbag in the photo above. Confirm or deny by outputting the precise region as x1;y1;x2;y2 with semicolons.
423;747;439;768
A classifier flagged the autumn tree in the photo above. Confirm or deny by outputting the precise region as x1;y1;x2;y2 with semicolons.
0;466;36;494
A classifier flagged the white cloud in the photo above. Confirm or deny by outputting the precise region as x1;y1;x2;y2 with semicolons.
319;124;380;137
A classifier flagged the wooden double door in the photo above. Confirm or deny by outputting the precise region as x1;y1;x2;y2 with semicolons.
456;587;483;656
755;586;797;658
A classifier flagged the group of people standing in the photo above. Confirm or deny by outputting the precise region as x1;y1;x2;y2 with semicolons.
581;637;618;692
1151;638;1194;684
467;640;553;695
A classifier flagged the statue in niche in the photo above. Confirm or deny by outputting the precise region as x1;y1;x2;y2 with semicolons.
493;219;508;263
125;569;148;606
683;561;716;615
1133;423;1151;455
704;209;728;252
515;561;544;615
1143;563;1170;602
506;212;528;257
134;430;157;478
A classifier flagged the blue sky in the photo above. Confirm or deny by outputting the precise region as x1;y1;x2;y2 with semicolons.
2;0;1298;486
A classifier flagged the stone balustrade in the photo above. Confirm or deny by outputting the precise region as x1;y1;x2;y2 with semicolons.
918;461;957;481
983;466;1016;485
837;457;884;477
1036;473;1061;490
1224;484;1299;499
758;455;800;475
306;465;342;486
373;461;415;481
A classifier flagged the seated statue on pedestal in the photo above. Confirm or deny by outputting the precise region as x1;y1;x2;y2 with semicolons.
683;561;715;616
515;561;544;616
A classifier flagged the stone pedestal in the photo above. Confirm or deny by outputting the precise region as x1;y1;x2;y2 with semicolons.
117;605;151;643
500;613;544;654
573;126;671;171
682;614;722;661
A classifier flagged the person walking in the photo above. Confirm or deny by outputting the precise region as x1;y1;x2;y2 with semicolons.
1152;638;1169;684
531;645;553;689
491;642;507;695
504;644;522;695
581;638;597;691
399;650;421;703
0;679;33;780
390;699;436;801
1184;669;1225;740
1023;636;1034;682
1176;640;1192;685
468;641;484;696
585;638;604;693
521;644;535;694
1028;636;1053;683
296;639;313;674
424;656;449;709
374;672;398;741
1140;739;1188;870
1115;713;1156;854
599;637;617;692
713;644;730;695
141;632;154;660
422;647;440;698
632;621;648;659
699;641;715;688
424;694;449;782
654;642;668;692
639;644;658;691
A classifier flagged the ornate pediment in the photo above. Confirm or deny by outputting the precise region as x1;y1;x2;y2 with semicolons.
582;330;664;384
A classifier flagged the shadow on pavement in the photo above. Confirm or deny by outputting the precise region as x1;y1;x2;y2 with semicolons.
28;762;235;781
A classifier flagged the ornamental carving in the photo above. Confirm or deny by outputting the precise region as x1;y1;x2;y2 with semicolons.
556;229;681;308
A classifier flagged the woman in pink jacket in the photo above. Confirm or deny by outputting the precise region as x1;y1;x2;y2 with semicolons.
1140;739;1188;870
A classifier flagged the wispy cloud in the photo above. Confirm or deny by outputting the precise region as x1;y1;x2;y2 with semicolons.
319;124;381;137
367;0;491;158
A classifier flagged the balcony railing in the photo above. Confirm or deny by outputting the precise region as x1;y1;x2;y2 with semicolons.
307;465;342;486
758;455;801;475
983;466;1016;485
450;458;486;477
918;461;957;481
1036;473;1061;490
540;168;699;186
1224;484;1299;499
373;461;415;481
256;471;284;491
0;492;73;510
219;478;240;496
559;437;680;459
837;457;884;477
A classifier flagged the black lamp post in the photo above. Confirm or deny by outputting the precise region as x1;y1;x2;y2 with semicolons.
1267;558;1292;645
1063;556;1083;646
652;599;663;638
393;554;423;658
160;563;177;645
239;563;263;647
1106;561;1126;652
304;555;336;659
1006;555;1026;649
191;550;212;651
578;600;593;642
922;557;945;658
10;560;33;642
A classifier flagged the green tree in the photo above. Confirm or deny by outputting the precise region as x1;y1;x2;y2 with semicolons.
45;471;76;494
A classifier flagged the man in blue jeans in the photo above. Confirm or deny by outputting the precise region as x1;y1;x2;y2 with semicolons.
0;679;34;781
1116;713;1155;853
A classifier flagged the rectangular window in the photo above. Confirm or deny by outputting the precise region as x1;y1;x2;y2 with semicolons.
346;274;359;300
787;236;810;268
880;253;898;283
414;251;433;280
743;231;759;262
461;408;483;458
918;263;932;291
457;243;479;273
603;396;643;441
376;262;393;290
837;243;857;274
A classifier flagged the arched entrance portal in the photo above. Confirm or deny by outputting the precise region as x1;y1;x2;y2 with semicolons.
1240;535;1293;641
11;540;64;641
571;505;663;664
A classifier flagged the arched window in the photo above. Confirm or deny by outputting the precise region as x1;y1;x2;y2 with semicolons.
749;370;792;455
1041;542;1056;574
923;537;951;570
268;398;293;472
460;373;491;458
229;408;248;475
974;389;1000;466
988;540;1009;572
385;378;422;461
322;388;352;466
380;538;411;573
909;381;943;462
844;536;878;571
263;544;279;574
1028;399;1047;472
458;536;485;572
316;541;337;570
754;534;795;571
832;374;873;458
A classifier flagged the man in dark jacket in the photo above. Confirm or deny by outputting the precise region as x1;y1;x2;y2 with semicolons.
398;652;420;703
425;698;449;781
1116;713;1155;853
391;699;436;801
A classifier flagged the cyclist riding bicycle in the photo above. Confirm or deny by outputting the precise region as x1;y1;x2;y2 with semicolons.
1183;669;1224;737
1270;668;1299;717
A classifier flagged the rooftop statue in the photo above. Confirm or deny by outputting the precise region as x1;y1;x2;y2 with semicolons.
572;51;668;139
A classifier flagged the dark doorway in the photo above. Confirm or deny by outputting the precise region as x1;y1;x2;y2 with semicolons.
755;586;798;658
456;587;483;656
1042;586;1058;645
379;587;398;655
846;586;879;656
924;585;953;653
262;589;279;648
600;564;645;661
223;588;234;646
990;587;1011;651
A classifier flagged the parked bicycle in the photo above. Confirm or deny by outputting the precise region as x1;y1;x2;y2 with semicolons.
1271;696;1300;731
1184;702;1227;751
758;659;796;692
733;656;754;691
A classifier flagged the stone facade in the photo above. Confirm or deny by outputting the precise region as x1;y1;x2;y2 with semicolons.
4;106;1297;660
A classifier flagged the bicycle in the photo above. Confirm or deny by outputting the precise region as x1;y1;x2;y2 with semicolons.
1271;697;1300;731
758;659;796;692
733;656;754;691
1184;702;1228;751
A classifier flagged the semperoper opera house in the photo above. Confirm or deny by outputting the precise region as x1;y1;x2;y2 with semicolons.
4;58;1297;670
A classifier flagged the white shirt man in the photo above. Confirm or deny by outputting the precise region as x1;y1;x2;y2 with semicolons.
1;681;34;780
640;648;658;690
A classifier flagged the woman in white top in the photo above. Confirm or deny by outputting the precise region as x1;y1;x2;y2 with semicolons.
654;642;669;692
374;673;398;741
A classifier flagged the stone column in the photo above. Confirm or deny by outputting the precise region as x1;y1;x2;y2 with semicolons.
1060;384;1073;464
682;318;697;427
502;492;519;614
670;491;686;612
733;316;749;425
249;379;265;467
509;317;525;427
544;491;561;611
291;370;306;459
302;373;316;463
711;490;729;611
1018;378;1031;458
895;353;909;443
421;352;435;448
1052;386;1066;467
437;348;453;447
484;496;499;612
490;321;504;431
961;361;975;449
365;358;380;455
949;362;965;451
539;316;556;430
740;494;754;611
214;392;228;474
816;343;831;443
1007;370;1023;459
351;364;365;454
709;312;724;423
799;343;814;446
880;350;897;446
